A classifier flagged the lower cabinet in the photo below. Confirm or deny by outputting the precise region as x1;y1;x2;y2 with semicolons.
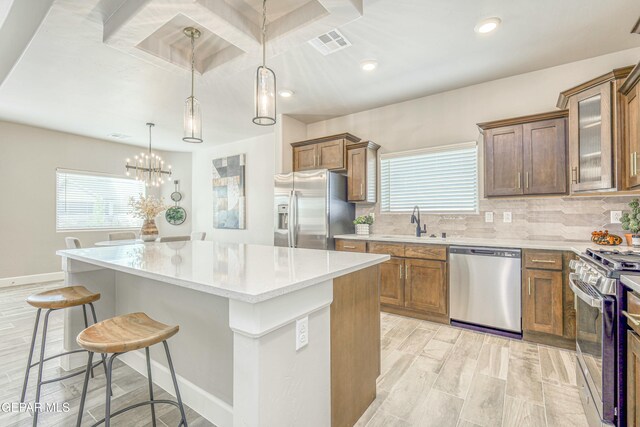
628;330;640;427
404;259;447;316
523;268;563;335
522;250;576;350
380;257;404;306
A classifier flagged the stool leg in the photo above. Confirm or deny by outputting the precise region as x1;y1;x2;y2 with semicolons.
32;309;52;427
88;303;110;395
82;305;94;379
163;341;187;427
20;308;41;403
76;351;94;427
145;347;157;427
104;353;118;427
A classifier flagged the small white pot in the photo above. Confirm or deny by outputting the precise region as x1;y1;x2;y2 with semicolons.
355;224;370;236
633;235;640;248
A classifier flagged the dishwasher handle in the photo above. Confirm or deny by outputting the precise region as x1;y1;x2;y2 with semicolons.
449;246;521;258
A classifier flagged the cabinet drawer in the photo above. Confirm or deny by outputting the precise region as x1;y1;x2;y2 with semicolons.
627;291;640;336
335;240;367;253
524;250;563;270
404;244;447;261
368;242;405;257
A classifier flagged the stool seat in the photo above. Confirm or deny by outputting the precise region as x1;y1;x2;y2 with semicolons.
77;312;179;353
26;286;100;309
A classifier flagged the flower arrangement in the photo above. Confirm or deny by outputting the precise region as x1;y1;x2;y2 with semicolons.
129;194;168;220
622;199;640;234
353;213;375;225
354;213;374;235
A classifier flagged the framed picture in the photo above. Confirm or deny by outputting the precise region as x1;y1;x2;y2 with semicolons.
212;154;246;229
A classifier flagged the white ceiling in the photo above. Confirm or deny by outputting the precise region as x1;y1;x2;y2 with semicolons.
0;0;639;152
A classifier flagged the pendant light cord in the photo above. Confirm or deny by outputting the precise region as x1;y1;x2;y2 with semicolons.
262;0;267;67
190;33;195;100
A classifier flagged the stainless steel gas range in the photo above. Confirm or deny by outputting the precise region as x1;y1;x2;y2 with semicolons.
570;248;640;427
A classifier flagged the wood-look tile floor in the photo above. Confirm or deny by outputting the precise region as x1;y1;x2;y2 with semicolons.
2;283;588;427
356;312;589;427
0;282;215;427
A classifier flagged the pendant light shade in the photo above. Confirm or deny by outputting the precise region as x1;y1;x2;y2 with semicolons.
253;66;276;126
183;27;203;143
253;0;276;126
183;95;202;143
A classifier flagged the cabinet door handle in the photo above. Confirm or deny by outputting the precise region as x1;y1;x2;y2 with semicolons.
525;172;529;189
343;245;356;249
360;183;364;196
516;172;521;189
572;167;578;184
531;259;556;264
634;152;638;176
528;277;531;296
399;264;403;279
405;265;409;279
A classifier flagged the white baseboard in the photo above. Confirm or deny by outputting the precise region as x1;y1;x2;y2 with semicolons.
0;271;64;288
120;351;233;427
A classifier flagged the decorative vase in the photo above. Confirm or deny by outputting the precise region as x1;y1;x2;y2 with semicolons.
626;233;634;246
355;224;370;236
633;234;640;248
141;219;159;242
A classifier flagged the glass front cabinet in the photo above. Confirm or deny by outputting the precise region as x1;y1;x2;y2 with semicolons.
557;67;633;193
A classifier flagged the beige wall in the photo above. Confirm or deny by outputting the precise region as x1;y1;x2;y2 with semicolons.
191;133;275;245
0;121;192;279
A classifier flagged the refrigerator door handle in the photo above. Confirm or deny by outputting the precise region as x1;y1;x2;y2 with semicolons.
291;191;298;248
287;190;294;248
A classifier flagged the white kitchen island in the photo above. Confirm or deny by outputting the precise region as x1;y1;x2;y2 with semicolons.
57;241;388;427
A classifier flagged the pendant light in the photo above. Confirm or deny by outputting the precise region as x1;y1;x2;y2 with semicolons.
125;123;172;187
183;27;203;143
252;0;276;126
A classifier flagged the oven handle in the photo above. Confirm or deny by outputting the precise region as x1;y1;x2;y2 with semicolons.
569;274;603;311
623;310;640;327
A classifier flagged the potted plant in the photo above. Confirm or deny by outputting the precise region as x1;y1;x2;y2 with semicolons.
129;194;168;242
621;199;640;246
353;213;375;236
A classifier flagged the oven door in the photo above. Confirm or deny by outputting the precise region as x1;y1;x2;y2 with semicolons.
570;273;616;423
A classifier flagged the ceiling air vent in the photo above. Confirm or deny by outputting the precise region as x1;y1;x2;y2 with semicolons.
308;29;351;55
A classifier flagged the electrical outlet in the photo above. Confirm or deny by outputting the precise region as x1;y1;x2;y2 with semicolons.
485;212;494;223
296;316;309;351
611;211;623;224
503;212;512;223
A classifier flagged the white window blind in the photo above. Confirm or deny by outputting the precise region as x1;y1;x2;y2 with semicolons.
56;169;145;231
380;143;478;213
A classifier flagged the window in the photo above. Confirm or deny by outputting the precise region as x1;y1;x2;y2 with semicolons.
56;169;145;231
380;142;478;213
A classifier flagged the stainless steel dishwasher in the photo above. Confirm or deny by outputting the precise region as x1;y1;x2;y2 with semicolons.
449;246;522;333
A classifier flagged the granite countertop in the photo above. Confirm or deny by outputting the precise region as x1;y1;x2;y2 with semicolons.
333;233;622;255
57;241;389;303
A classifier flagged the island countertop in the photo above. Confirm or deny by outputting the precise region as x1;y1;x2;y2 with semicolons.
57;241;389;303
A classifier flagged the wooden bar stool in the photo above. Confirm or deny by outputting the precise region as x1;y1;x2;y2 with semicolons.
76;312;187;427
21;285;108;427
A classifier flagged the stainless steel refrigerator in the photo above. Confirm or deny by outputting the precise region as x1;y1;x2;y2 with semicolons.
274;169;355;250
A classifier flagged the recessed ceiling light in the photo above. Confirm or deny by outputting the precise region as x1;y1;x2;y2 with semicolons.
108;133;131;140
278;89;294;98
475;17;501;34
360;60;378;71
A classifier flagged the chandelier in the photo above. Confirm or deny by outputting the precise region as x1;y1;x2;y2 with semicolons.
252;0;276;126
125;123;172;187
183;27;203;143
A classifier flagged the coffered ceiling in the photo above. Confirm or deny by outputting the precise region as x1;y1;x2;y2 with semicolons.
0;0;639;151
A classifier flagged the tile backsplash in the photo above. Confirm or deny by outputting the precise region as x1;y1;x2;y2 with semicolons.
356;195;639;242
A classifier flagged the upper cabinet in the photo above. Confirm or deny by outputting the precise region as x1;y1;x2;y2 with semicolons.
557;66;633;193
292;133;361;172
620;62;640;190
292;133;379;204
478;111;568;197
347;141;380;203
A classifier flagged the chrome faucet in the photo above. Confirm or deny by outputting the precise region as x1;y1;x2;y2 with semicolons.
410;206;427;237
